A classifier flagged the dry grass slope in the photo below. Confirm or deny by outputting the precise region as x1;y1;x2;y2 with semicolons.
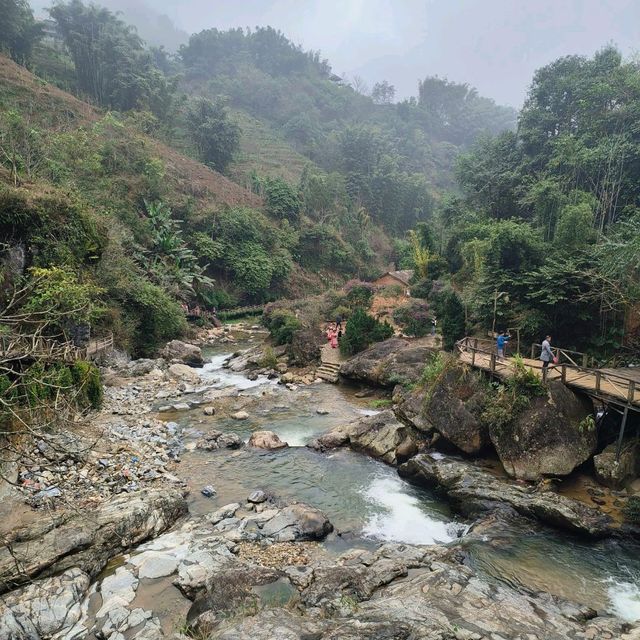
0;55;261;210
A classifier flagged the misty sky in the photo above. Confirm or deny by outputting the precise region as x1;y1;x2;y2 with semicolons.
32;0;639;106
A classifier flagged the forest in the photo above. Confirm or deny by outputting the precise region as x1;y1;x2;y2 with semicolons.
0;0;638;361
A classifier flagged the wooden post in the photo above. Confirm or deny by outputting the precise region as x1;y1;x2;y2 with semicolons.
542;366;547;383
582;353;588;368
628;381;636;404
595;371;602;394
472;348;476;366
490;353;496;373
561;365;567;384
530;344;535;359
616;405;630;462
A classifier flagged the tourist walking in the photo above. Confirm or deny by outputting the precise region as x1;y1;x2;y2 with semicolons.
540;335;555;370
496;330;510;360
431;317;437;336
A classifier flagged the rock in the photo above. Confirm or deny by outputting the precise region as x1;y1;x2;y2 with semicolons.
280;372;295;384
311;410;417;466
247;490;268;504
399;454;614;537
203;406;216;416
196;431;243;451
421;362;489;454
392;385;432;434
167;363;202;384
490;381;596;480
206;542;636;640
0;488;187;594
248;431;288;450
260;503;333;542
171;402;191;411
231;410;250;420
201;485;217;498
206;503;241;525
162;340;204;367
340;338;435;387
126;358;166;377
594;440;639;489
0;568;90;640
315;408;329;415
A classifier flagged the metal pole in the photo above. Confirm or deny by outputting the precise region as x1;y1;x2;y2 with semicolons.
616;405;630;462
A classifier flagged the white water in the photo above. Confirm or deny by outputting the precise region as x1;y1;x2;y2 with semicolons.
608;579;640;622
200;353;274;390
362;475;457;545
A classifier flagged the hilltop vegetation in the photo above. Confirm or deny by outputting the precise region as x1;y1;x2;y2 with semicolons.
2;0;637;362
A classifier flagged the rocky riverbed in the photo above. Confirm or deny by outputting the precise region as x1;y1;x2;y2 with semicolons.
2;326;640;639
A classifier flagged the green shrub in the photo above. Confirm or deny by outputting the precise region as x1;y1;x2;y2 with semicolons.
345;281;374;309
432;287;465;350
71;360;103;409
393;300;431;337
624;496;640;524
259;346;278;369
340;307;393;356
263;308;301;345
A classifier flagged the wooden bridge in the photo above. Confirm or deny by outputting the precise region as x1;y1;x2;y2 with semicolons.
0;332;114;364
456;337;640;460
456;337;640;409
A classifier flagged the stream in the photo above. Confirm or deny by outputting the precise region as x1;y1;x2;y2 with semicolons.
86;340;640;634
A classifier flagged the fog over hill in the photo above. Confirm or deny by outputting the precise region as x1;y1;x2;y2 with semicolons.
30;0;640;105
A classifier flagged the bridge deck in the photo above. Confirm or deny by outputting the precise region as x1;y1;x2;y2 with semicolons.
457;341;640;409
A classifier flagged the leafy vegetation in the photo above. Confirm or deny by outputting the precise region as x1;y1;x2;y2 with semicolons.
340;307;393;356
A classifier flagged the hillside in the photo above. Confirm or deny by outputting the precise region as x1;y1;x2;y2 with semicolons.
1;53;383;356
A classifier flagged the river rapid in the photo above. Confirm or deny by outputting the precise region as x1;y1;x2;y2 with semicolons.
128;340;640;627
48;335;640;639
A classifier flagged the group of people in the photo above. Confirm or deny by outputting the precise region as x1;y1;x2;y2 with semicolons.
326;316;343;349
496;330;556;369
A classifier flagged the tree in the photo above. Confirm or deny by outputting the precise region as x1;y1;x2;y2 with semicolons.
262;177;301;223
340;307;393;356
0;0;42;65
49;0;173;114
433;288;465;350
371;80;395;105
185;96;240;173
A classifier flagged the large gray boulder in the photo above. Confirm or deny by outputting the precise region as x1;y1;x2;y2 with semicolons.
400;454;613;537
489;381;596;481
0;488;187;594
340;338;435;387
310;410;418;465
594;440;639;489
162;340;204;367
248;430;288;450
422;363;489;454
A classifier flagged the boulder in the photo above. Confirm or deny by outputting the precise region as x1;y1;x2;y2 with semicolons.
340;338;435;387
260;503;333;542
0;488;187;594
0;568;90;640
167;363;201;384
594;440;639;489
422;363;489;454
162;340;204;367
311;410;418;465
203;406;216;416
489;381;596;480
196;431;243;451
231;410;250;420
392;385;432;434
126;358;166;377
248;431;288;450
399;454;613;537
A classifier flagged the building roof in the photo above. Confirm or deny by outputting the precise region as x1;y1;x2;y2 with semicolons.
375;270;414;286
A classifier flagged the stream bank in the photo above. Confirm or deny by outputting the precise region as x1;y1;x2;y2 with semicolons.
2;326;640;639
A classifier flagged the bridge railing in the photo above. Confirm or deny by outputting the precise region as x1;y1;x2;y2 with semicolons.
457;336;639;407
530;343;593;368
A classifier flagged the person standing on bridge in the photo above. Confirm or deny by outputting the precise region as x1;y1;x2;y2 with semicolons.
496;330;510;360
540;335;554;370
